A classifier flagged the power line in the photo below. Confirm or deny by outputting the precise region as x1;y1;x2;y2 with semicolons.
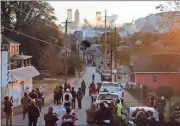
2;26;80;54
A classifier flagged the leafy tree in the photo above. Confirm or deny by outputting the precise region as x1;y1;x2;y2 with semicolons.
100;29;122;53
38;46;64;77
1;1;63;68
116;50;131;65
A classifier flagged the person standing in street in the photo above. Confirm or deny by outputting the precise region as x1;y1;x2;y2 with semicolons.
4;96;14;126
156;96;166;123
21;92;31;120
81;80;86;96
71;87;77;109
61;107;78;126
29;89;38;99
44;106;59;126
54;102;66;126
53;86;60;105
77;88;83;109
36;88;42;112
116;99;123;117
86;103;98;126
28;99;40;126
58;85;63;102
63;88;73;108
39;86;45;105
92;74;95;82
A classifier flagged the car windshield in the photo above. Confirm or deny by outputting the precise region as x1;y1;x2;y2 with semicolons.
103;83;119;87
97;94;119;100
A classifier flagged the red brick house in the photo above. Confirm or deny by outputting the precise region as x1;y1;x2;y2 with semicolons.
129;53;180;92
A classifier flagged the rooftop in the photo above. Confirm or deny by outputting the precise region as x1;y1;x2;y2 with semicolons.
1;35;21;45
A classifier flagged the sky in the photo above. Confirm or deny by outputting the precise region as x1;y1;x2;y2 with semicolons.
49;1;166;25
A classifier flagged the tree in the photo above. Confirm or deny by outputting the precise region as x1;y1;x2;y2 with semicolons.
116;50;131;65
67;54;85;76
100;30;122;53
38;46;64;77
156;1;180;29
1;1;63;68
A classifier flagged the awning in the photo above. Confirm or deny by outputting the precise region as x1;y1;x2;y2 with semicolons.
10;55;32;60
8;66;40;81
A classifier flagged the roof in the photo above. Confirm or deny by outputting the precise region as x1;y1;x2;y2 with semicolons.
10;55;32;60
118;65;133;73
8;66;40;81
140;20;157;33
1;35;21;45
131;54;180;73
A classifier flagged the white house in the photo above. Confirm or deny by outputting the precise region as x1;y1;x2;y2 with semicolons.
1;35;40;107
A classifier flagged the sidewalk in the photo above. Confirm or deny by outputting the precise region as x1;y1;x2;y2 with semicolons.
1;71;86;119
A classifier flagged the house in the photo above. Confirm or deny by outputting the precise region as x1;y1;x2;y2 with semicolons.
1;35;40;106
129;53;180;92
116;65;133;83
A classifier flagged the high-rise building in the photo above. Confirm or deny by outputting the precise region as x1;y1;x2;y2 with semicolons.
75;9;80;28
96;11;102;26
67;9;72;22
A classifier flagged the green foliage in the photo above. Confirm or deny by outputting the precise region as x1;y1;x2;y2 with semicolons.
157;86;174;100
1;1;63;68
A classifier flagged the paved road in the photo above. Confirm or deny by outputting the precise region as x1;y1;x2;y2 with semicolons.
1;66;142;126
1;66;101;126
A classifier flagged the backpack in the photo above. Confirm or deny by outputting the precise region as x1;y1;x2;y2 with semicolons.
65;94;70;101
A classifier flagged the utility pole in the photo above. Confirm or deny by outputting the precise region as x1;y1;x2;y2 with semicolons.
115;27;117;82
110;37;113;82
62;19;71;84
104;10;107;68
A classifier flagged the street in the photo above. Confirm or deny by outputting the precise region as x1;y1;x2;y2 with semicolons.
1;66;142;126
1;66;101;126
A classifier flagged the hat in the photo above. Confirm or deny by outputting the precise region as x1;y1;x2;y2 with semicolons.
48;106;54;112
31;99;36;103
66;88;70;92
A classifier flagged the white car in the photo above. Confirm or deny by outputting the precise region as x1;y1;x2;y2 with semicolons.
95;92;120;104
99;81;124;100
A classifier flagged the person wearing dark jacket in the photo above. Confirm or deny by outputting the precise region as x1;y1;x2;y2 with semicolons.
147;110;157;126
44;106;59;126
81;80;86;96
95;102;113;126
86;102;98;125
29;89;38;99
21;92;31;120
28;99;40;126
4;96;14;126
76;88;83;109
71;87;76;109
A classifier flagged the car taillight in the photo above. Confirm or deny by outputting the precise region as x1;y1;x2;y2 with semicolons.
122;92;124;97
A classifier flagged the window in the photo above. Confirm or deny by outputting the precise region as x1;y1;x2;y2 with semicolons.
152;74;158;82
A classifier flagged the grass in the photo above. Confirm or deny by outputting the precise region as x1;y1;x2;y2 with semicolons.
32;76;75;97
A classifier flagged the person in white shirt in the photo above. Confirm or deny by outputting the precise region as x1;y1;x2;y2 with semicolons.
63;88;73;108
39;86;44;105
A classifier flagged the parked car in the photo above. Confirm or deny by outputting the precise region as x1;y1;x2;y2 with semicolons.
122;106;159;126
99;81;124;100
95;91;120;105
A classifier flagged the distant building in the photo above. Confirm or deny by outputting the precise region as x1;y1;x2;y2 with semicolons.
67;9;72;22
75;9;80;28
96;11;102;26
